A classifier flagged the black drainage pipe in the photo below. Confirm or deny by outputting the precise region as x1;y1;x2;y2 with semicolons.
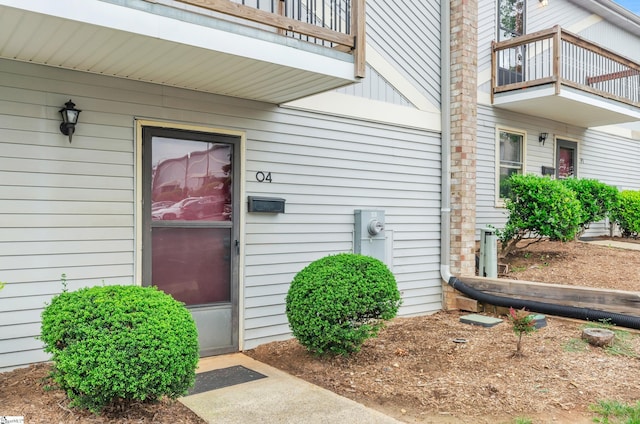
448;276;640;330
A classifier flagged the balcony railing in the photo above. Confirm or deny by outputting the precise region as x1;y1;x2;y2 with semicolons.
492;25;640;108
176;0;365;78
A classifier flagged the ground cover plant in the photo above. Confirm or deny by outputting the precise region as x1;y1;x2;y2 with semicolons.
590;400;640;424
565;321;638;358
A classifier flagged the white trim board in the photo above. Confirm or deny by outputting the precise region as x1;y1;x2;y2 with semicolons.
283;91;441;132
365;44;439;114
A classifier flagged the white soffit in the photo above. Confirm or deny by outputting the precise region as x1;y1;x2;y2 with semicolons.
0;0;356;104
493;85;640;127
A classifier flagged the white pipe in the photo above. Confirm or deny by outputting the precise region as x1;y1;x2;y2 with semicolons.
440;0;453;285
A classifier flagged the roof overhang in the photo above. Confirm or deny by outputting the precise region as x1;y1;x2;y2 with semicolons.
566;0;640;36
0;0;357;104
493;84;640;127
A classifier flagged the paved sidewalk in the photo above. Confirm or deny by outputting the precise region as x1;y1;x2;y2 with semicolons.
582;238;640;251
180;353;402;424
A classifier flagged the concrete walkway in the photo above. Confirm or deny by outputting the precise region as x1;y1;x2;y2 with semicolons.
180;353;402;424
581;238;640;251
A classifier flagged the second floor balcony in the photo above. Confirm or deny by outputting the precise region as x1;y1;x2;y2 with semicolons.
0;0;365;104
492;26;640;128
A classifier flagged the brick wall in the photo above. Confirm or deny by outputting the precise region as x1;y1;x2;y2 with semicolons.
446;0;478;308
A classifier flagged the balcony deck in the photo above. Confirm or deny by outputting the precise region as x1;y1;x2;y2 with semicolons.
0;0;364;104
492;26;640;127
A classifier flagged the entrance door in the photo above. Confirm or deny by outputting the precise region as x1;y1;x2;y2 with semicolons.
142;127;239;356
556;139;577;179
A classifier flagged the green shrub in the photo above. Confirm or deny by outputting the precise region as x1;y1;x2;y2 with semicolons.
286;253;401;356
561;178;619;237
40;285;199;413
612;190;640;238
499;174;581;254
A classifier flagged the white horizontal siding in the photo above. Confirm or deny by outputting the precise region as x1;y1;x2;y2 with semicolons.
337;64;413;107
0;309;43;327
574;17;640;60
0;349;50;373
0;335;43;353
0;277;129;298
476;104;640;239
477;0;496;78
578;131;640;190
241;94;442;349
0;58;443;368
527;0;594;34
1;322;40;340
0;59;138;370
366;0;441;108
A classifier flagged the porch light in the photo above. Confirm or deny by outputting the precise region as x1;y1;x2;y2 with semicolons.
59;99;81;143
539;132;549;145
539;0;549;6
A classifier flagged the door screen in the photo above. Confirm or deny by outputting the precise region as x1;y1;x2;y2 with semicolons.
148;137;232;306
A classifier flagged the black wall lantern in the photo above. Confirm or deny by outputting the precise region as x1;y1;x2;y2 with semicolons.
538;132;548;146
59;99;81;143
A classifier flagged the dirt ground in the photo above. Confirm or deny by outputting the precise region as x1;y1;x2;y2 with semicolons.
2;238;640;423
246;238;640;423
498;237;640;291
0;362;205;423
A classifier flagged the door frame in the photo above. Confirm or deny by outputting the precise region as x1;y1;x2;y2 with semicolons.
555;138;579;179
135;119;246;352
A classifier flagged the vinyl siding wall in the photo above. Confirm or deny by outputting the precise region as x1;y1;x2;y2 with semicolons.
336;64;413;107
476;104;640;232
366;0;441;108
0;58;443;370
242;111;443;346
476;0;640;236
579;20;640;60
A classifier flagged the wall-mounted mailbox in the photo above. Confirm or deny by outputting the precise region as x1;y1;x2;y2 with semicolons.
541;166;555;176
248;196;286;213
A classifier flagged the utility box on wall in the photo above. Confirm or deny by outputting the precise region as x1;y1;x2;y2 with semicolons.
479;227;498;278
354;210;386;262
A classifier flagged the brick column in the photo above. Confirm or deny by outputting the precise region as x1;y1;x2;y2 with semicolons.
445;0;478;309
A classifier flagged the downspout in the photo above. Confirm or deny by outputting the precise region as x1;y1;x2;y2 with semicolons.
440;0;453;288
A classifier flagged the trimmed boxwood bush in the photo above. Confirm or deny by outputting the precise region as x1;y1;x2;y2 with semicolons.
612;190;640;238
40;285;199;413
561;178;619;237
499;174;581;254
286;253;401;356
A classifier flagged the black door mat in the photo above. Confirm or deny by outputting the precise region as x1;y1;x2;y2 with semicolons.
187;365;268;396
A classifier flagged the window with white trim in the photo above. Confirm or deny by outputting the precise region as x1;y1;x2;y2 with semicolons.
497;129;525;202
